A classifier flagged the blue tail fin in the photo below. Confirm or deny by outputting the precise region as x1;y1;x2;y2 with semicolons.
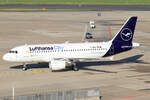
111;16;137;43
104;16;137;57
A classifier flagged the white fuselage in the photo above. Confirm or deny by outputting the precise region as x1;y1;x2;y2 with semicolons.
2;16;139;71
3;42;112;63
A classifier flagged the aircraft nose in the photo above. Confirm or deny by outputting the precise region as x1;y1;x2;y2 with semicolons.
3;53;10;61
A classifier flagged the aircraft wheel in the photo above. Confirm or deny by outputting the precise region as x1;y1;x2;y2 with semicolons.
22;67;27;71
22;63;28;71
51;70;54;72
73;66;79;71
72;64;79;71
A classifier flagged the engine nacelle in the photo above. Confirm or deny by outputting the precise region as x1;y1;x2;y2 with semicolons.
49;60;66;71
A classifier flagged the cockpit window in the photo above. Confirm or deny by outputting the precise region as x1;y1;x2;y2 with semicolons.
9;51;18;54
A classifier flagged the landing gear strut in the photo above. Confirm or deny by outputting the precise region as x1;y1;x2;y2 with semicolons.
22;63;28;71
72;63;79;71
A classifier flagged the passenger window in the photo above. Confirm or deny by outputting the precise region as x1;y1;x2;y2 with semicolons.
9;50;18;54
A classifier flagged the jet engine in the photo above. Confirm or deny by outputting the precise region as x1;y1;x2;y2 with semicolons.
49;60;66;71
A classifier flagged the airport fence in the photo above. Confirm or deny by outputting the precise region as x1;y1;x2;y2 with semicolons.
0;88;101;100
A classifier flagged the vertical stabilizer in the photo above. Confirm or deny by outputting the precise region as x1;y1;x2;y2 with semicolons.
104;16;138;57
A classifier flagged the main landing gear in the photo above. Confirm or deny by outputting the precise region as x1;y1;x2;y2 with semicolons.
22;63;28;71
72;63;79;71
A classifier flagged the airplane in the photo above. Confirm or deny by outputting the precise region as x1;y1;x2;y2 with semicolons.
3;16;140;71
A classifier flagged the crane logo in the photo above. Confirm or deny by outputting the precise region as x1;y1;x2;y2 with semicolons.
120;28;132;41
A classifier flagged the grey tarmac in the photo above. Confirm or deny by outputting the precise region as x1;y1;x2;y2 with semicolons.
0;11;150;100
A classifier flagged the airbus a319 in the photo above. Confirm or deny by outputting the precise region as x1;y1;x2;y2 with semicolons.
3;17;140;71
